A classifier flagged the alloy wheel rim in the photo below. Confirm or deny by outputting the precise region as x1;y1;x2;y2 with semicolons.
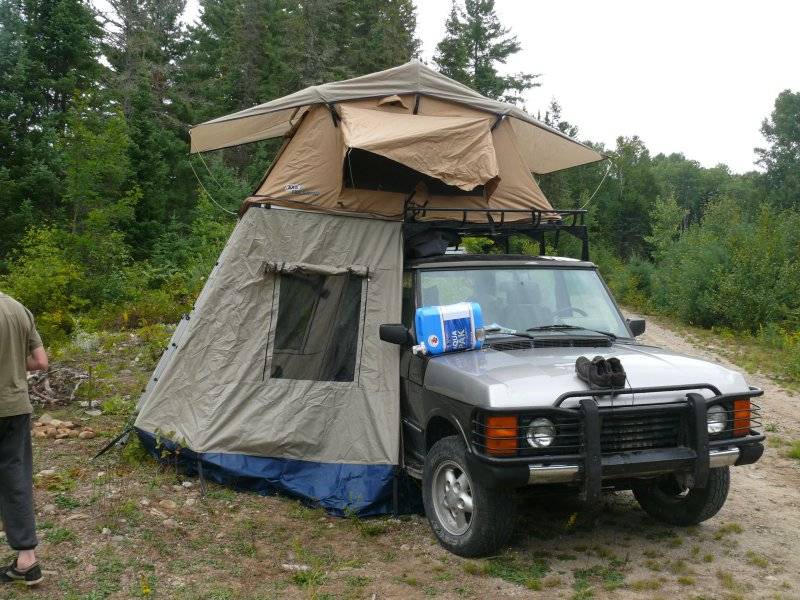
432;460;474;536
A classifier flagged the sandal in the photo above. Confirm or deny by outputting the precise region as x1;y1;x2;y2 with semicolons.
3;560;43;586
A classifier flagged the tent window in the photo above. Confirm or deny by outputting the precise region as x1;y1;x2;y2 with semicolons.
344;148;484;196
271;271;363;382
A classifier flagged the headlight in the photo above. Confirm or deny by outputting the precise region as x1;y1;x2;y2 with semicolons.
526;418;556;448
707;404;727;435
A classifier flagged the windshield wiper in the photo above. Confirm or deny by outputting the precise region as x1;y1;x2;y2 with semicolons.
482;326;538;340
526;324;618;340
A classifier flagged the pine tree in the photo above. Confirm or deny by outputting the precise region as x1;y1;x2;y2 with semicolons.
103;0;195;256
433;0;539;104
0;0;103;258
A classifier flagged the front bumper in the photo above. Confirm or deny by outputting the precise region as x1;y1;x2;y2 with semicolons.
468;385;765;499
526;444;762;484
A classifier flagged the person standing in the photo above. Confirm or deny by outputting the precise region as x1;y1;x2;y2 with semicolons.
0;292;48;587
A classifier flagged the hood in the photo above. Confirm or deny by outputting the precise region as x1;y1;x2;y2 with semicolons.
423;342;749;409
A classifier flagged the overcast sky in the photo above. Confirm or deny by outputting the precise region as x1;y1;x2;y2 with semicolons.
416;0;800;173
170;0;799;173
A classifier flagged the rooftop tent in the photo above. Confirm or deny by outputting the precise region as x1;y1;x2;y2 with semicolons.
189;61;604;219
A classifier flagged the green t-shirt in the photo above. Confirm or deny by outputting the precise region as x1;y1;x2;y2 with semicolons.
0;292;43;417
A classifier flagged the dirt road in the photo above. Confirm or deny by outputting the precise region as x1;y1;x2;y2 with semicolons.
605;314;800;599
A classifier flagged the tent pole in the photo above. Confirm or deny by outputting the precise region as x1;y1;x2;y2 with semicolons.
392;467;400;516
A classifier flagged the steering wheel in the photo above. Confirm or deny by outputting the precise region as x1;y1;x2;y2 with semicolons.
552;306;588;318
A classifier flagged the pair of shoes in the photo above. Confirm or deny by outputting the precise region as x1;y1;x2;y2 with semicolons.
606;357;626;388
1;560;43;586
575;356;626;389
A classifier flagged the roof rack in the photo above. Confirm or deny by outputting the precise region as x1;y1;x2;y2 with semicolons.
403;206;590;261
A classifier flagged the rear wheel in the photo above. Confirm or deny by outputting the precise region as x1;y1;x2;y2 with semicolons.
632;467;730;526
422;436;514;557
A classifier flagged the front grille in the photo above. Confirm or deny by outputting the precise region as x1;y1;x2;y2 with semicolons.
599;408;683;453
472;397;762;460
472;405;686;458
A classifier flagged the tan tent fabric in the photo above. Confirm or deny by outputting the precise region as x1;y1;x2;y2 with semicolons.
136;207;403;464
339;105;498;191
376;94;409;109
490;118;550;211
264;261;370;277
251;100;555;220
244;71;587;220
190;61;603;174
509;118;601;177
256;106;345;209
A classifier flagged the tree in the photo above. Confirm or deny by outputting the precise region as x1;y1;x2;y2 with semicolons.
331;0;419;79
433;0;539;104
0;0;103;258
756;89;800;210
592;136;659;259
103;0;195;256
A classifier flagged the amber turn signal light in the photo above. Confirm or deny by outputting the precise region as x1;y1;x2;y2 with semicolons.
485;415;518;456
733;399;751;437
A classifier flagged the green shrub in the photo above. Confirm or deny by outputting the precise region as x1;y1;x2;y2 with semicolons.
650;198;800;331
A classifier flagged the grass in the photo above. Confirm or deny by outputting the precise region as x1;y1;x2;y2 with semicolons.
43;526;77;544
628;577;663;591
645;559;663;572
714;522;744;539
573;562;626;594
483;554;549;590
785;440;800;459
745;551;769;568
54;492;81;509
292;569;326;587
717;569;737;590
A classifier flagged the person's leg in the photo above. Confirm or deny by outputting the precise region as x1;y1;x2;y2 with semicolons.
0;414;39;563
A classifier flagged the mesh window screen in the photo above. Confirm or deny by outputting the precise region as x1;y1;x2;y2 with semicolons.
271;272;363;382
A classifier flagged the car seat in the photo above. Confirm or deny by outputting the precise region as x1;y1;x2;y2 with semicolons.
505;282;551;329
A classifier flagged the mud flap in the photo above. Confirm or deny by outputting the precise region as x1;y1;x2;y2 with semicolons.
686;393;710;488
580;397;602;505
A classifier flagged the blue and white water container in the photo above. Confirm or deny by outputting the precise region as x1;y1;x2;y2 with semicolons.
414;302;484;356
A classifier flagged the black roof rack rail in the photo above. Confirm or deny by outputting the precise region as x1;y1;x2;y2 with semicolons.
402;206;590;261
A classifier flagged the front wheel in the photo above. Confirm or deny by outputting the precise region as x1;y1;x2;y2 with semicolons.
422;436;514;557
632;467;730;526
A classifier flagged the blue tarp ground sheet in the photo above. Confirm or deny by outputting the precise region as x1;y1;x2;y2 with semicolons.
136;428;422;517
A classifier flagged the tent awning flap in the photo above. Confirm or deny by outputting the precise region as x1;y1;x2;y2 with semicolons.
264;260;369;277
190;107;307;153
339;106;498;191
189;61;604;173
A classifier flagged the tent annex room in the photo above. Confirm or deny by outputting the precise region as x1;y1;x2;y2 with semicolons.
134;61;603;515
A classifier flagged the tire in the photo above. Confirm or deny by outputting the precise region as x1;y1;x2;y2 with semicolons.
632;467;730;526
422;435;515;557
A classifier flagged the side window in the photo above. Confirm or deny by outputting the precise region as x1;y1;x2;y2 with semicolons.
271;272;363;382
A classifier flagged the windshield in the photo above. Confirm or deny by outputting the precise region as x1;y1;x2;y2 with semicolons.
418;267;630;339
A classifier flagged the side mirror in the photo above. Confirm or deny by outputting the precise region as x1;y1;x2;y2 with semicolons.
627;318;646;337
379;323;414;346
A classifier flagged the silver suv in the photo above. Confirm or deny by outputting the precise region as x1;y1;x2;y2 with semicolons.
380;253;764;557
